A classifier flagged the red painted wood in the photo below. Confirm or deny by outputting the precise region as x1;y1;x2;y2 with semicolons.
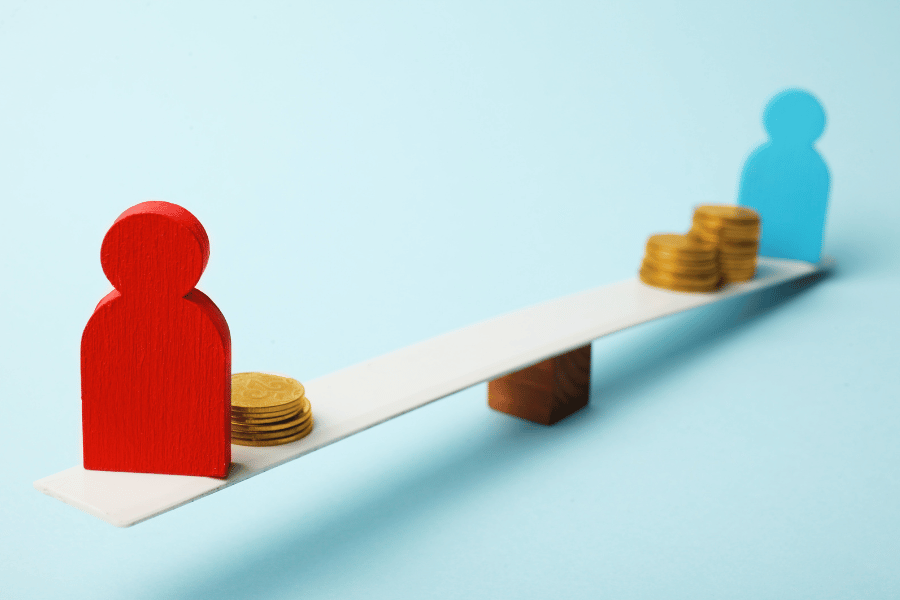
81;201;231;478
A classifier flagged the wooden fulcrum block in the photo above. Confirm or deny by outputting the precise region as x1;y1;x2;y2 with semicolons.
488;344;591;425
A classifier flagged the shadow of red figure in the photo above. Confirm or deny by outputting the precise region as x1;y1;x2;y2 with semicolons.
82;202;231;477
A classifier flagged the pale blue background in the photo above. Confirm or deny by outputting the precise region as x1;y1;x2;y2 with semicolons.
2;2;899;598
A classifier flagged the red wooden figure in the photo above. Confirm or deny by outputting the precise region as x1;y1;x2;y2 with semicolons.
81;201;231;478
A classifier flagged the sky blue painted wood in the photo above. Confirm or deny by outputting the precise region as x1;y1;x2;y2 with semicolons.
739;89;830;263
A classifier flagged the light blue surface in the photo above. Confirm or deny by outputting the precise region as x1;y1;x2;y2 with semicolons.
2;2;899;599
739;89;830;263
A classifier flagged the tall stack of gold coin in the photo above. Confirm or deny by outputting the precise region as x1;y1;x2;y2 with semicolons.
639;233;720;292
690;205;761;283
231;372;314;447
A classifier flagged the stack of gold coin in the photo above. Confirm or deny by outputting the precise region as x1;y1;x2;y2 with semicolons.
639;233;720;292
690;205;761;283
231;372;314;447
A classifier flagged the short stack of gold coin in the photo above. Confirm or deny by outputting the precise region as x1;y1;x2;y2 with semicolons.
231;372;314;447
639;233;720;292
690;205;761;283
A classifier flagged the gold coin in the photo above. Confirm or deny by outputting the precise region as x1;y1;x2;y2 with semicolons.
640;267;720;291
232;420;315;447
692;215;760;229
232;411;312;434
720;257;757;265
231;394;307;416
718;245;758;256
231;372;305;412
693;205;760;224
644;250;718;267
232;409;299;424
641;264;720;285
693;227;760;243
640;274;719;293
720;262;757;271
646;234;716;259
232;402;303;421
722;266;756;275
690;225;760;246
232;398;310;424
233;404;309;425
721;270;756;283
721;272;756;281
720;256;757;265
645;245;719;264
641;257;718;276
232;418;314;441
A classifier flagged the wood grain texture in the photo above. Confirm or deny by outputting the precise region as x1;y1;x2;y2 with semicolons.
488;344;592;425
81;201;231;478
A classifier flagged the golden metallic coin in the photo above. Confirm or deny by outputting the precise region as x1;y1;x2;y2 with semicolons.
641;265;719;284
232;418;314;442
720;258;757;266
641;264;720;285
720;258;758;268
721;268;756;277
693;205;760;224
640;273;719;293
718;248;758;258
232;423;310;440
232;394;308;416
688;221;760;244
693;215;760;229
232;400;301;416
641;259;718;276
231;372;305;412
645;251;718;267
690;225;760;246
721;263;757;271
721;272;756;281
232;409;299;424
646;234;716;259
232;425;314;447
721;271;756;283
232;399;310;424
720;254;757;263
693;211;760;227
232;411;312;434
687;229;716;244
714;235;759;246
644;254;719;269
720;263;757;271
231;402;303;422
645;245;719;263
640;267;720;290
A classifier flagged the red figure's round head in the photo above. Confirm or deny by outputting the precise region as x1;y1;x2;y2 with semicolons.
101;201;210;298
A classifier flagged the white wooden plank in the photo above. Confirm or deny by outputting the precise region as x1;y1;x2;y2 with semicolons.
34;256;833;527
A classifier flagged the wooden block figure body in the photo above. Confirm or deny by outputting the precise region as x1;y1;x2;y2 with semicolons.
82;202;231;478
488;345;591;425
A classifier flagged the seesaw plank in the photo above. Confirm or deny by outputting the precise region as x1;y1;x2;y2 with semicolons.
34;256;833;527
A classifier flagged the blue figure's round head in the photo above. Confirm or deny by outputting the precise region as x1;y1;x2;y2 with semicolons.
763;89;826;145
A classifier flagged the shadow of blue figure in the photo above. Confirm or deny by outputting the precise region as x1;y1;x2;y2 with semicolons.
738;89;830;263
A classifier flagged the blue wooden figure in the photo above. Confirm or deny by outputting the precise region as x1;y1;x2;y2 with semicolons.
738;89;830;263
